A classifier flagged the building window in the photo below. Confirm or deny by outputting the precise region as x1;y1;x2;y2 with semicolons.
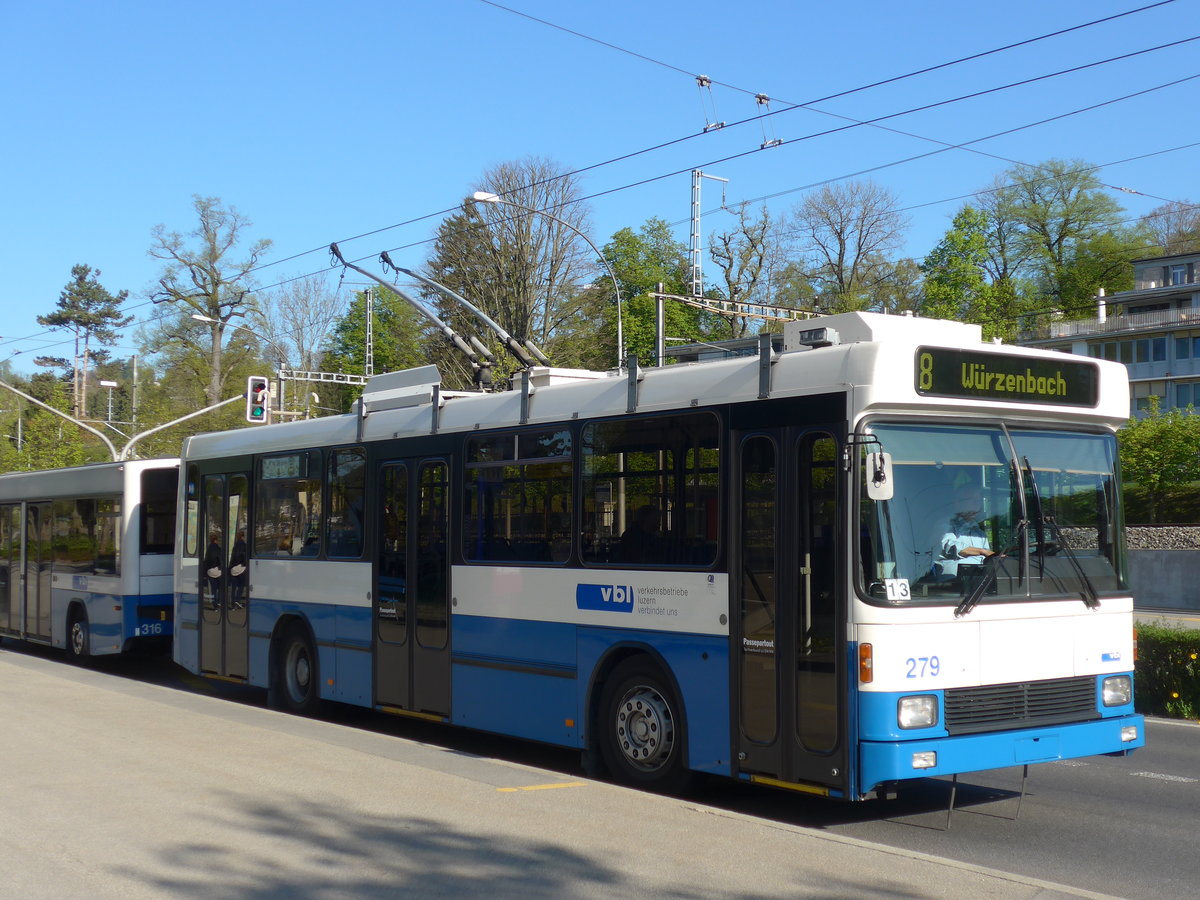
1153;337;1167;361
1175;383;1200;410
1175;336;1200;360
1170;265;1187;286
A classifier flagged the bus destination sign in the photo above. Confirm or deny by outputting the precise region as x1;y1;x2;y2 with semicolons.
915;347;1099;406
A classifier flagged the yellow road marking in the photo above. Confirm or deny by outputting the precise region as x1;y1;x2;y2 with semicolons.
497;781;587;793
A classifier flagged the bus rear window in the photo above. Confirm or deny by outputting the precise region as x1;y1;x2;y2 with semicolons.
141;468;179;555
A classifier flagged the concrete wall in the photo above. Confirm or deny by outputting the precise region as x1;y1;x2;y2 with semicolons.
1127;527;1200;611
1128;551;1200;611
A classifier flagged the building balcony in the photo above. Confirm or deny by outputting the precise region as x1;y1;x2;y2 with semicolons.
1019;307;1200;343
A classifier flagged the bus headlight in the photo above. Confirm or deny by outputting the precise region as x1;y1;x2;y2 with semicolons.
1102;675;1132;707
898;695;938;729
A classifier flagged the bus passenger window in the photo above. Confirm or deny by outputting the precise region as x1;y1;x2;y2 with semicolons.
581;413;720;569
463;429;572;565
255;451;323;558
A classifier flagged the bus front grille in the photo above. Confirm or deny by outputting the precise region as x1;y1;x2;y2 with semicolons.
943;676;1099;735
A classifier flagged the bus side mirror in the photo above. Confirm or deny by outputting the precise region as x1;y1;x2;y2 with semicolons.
866;451;893;502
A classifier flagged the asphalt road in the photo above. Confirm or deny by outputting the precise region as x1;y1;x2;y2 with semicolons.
3;642;1196;899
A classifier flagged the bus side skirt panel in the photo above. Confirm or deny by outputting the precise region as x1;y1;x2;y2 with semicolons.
452;615;580;745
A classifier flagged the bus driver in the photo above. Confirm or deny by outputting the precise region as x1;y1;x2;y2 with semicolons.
938;485;994;577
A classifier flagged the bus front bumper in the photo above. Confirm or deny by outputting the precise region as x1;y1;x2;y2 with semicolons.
859;713;1145;794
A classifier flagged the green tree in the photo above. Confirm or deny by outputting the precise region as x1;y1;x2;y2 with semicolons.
0;375;99;472
1055;228;1151;312
920;207;1025;339
600;218;710;363
321;287;428;410
991;159;1125;311
35;264;132;419
1119;398;1200;523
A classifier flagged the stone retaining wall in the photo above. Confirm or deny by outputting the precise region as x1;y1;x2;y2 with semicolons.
1127;526;1200;550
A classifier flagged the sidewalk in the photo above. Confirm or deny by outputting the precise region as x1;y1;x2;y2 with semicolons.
0;649;1122;899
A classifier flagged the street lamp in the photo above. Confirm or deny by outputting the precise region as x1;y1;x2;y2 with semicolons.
470;191;624;369
191;314;291;416
190;314;289;368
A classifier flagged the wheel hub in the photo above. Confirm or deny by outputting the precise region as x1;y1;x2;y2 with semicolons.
614;685;675;771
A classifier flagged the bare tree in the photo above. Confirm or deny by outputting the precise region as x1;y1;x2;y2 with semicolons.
1142;200;1200;256
148;196;271;405
256;273;345;372
426;157;600;385
708;205;781;338
789;180;909;311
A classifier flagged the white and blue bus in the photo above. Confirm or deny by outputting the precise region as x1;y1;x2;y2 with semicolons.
172;312;1143;799
0;459;179;659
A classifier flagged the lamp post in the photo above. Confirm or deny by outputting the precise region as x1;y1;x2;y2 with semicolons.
470;191;624;369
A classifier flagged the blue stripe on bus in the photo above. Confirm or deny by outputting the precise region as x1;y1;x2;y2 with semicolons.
46;589;174;656
247;598;375;706
451;616;732;773
176;599;736;776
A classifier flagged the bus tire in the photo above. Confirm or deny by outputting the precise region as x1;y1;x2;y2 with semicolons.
276;624;320;716
66;607;89;663
598;657;692;794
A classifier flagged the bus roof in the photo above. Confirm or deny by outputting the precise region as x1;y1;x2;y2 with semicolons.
181;312;1128;461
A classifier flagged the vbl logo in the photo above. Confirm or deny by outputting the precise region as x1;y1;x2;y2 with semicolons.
576;583;635;613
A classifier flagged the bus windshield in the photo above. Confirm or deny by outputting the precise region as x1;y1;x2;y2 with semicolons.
859;422;1126;605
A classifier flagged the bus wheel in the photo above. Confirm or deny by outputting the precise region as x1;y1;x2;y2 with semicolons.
66;608;89;663
277;624;319;715
598;658;692;794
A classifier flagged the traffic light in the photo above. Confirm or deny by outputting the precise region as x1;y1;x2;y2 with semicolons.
245;376;270;423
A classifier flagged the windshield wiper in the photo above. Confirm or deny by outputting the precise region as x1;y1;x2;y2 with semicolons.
1022;457;1100;610
1024;457;1046;578
954;520;1025;619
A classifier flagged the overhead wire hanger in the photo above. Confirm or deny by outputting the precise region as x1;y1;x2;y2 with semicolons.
756;93;782;149
696;75;725;132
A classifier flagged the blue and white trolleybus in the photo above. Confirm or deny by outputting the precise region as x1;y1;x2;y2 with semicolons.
0;458;179;659
172;311;1143;799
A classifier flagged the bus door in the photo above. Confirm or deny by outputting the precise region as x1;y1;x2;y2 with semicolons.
373;459;451;716
199;472;250;679
23;503;52;642
0;505;16;634
735;428;847;793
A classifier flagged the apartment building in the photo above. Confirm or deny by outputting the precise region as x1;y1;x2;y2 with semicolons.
1018;250;1200;416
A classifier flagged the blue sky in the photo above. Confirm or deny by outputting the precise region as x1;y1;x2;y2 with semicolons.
2;0;1196;375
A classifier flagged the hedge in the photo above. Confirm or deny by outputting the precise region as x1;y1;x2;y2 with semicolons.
1123;482;1200;525
1135;624;1200;719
